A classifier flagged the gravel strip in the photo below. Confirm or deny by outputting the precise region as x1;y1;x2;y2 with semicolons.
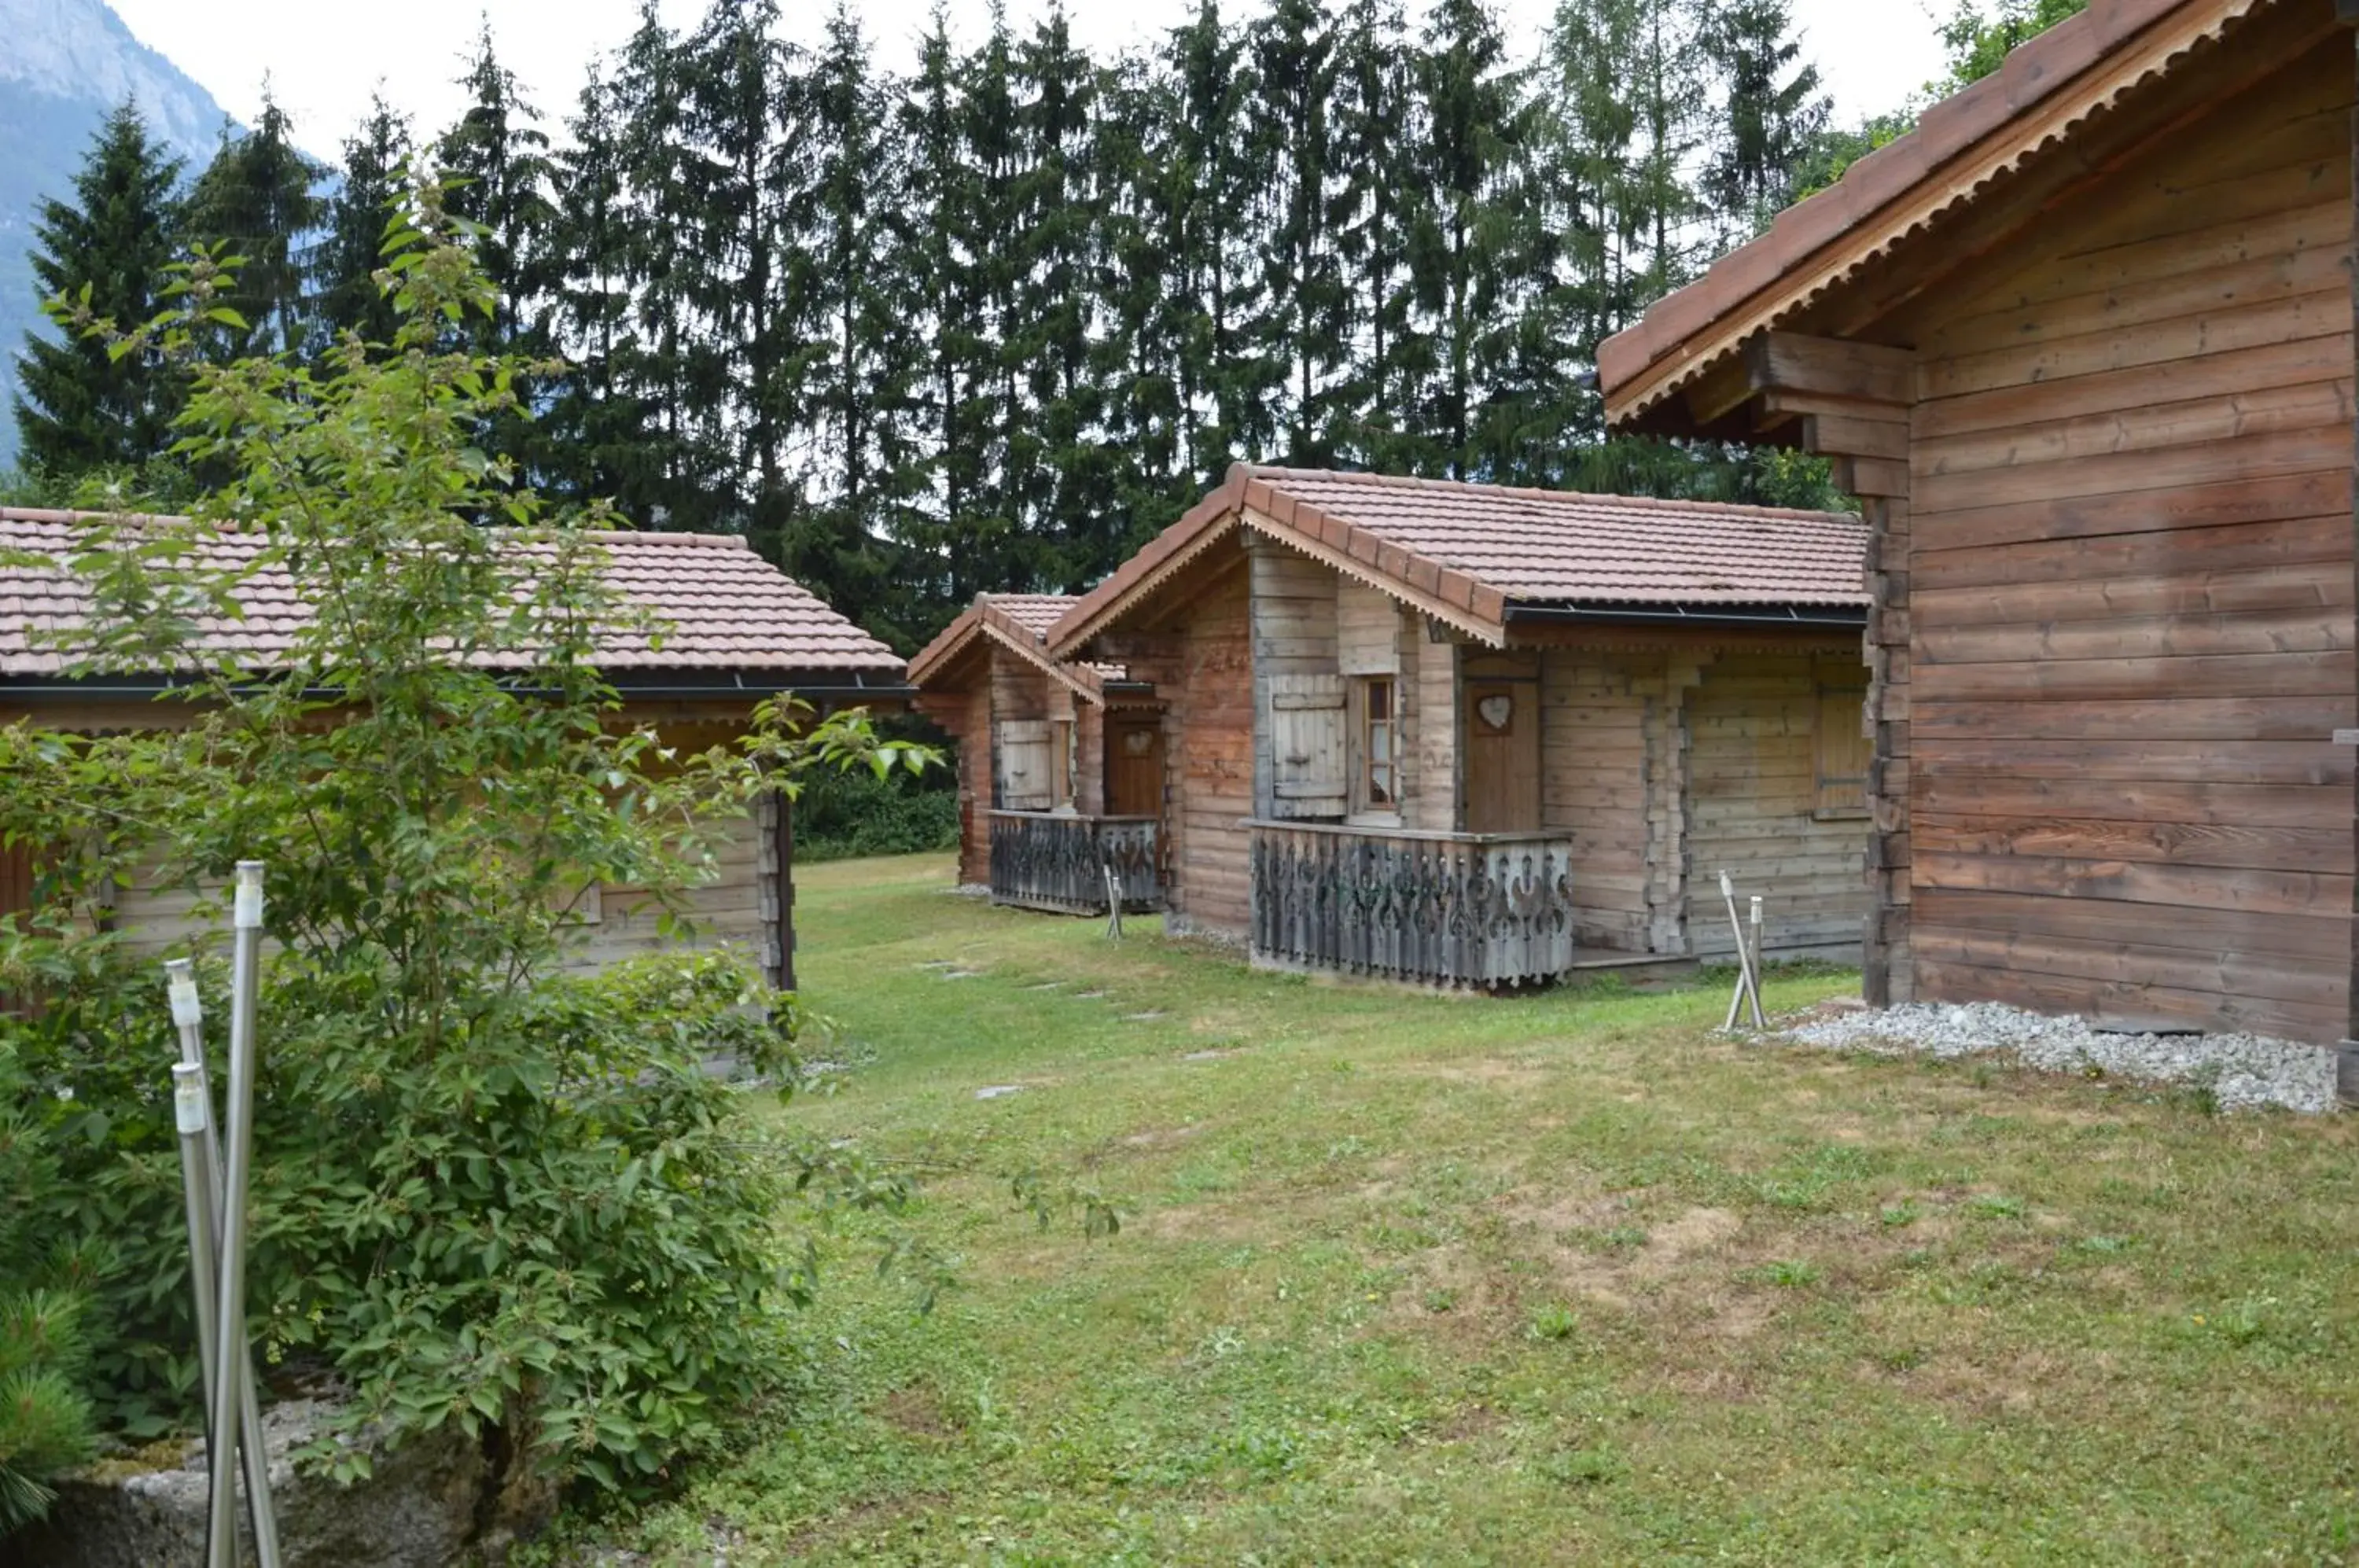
1782;1001;2341;1114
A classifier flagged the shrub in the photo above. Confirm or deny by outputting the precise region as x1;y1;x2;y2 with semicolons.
0;179;933;1507
794;760;959;863
0;1040;97;1530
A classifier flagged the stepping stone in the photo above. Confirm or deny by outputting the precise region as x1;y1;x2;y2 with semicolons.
1021;981;1066;992
1123;1011;1168;1022
916;960;956;971
974;1084;1025;1100
1183;1049;1233;1062
940;970;983;981
1075;990;1109;1000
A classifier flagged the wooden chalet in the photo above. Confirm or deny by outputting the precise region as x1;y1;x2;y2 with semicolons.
1600;0;2359;1058
0;511;909;988
908;593;1163;915
1045;466;1873;988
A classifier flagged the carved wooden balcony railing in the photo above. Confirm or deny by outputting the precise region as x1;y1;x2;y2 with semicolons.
988;812;1164;915
1247;821;1577;988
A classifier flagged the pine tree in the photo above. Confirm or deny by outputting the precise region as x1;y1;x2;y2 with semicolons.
1091;50;1194;544
184;87;325;358
1332;0;1421;470
314;93;411;344
436;24;559;355
1010;2;1106;587
1698;0;1829;240
1246;0;1346;466
545;64;653;510
790;1;911;637
1166;0;1261;485
960;3;1032;588
1407;0;1527;480
897;2;991;614
13;100;186;479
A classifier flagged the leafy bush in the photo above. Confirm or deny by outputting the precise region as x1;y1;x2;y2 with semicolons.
794;761;959;863
0;181;932;1505
0;1040;97;1530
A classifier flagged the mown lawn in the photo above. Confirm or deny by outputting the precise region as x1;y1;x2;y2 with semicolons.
582;853;2359;1566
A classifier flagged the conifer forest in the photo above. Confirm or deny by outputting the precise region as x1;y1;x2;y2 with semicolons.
14;0;2034;650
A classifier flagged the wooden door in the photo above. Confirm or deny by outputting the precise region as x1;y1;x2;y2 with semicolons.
1463;680;1540;834
1106;719;1165;818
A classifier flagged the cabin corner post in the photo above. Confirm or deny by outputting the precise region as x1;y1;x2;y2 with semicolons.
1731;330;1916;1003
2343;0;2359;1091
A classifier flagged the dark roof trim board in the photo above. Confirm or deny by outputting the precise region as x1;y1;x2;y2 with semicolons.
1047;465;1868;658
1597;0;2277;426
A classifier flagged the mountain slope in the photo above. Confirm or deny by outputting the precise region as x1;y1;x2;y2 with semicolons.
0;0;232;470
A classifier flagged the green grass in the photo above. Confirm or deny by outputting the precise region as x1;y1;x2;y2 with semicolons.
579;853;2359;1566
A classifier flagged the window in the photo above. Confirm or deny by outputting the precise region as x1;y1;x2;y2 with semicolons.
1360;676;1398;810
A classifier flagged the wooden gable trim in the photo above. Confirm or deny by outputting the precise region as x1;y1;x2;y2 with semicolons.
977;609;1110;708
1236;504;1509;647
1047;506;1246;660
1603;0;2282;427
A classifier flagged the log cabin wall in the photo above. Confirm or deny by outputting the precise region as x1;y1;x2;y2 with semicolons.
915;677;994;886
1168;556;1257;937
1680;653;1871;961
1537;647;1672;953
1895;34;2356;1040
104;710;793;985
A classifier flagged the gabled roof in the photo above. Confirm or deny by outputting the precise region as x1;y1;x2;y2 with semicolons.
1048;465;1867;656
907;592;1132;705
0;510;904;683
1599;0;2284;429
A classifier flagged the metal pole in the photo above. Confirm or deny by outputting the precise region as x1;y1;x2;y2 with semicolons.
172;1062;222;1415
1720;870;1761;1032
206;863;268;1568
1747;896;1768;1029
169;959;282;1568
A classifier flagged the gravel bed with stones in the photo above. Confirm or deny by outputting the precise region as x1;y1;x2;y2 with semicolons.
1782;1000;2341;1114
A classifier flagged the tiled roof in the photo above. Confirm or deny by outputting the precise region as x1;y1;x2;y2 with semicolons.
908;592;1133;700
1048;466;1865;656
1599;0;2273;425
0;510;903;679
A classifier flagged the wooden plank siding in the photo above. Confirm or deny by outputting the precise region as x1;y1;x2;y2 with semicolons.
1681;654;1871;961
1892;34;2357;1040
1166;557;1257;937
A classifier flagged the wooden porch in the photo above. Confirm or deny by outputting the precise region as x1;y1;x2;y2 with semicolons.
1247;820;1578;989
988;811;1164;915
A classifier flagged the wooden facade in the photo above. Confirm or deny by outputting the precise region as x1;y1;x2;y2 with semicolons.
908;594;1165;914
0;519;910;992
1049;469;1873;986
1600;0;2359;1055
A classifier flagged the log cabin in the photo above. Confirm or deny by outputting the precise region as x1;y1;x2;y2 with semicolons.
0;511;909;988
907;593;1164;914
1599;0;2359;1069
1043;465;1872;988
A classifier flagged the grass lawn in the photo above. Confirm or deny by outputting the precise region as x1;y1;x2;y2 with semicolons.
590;853;2359;1566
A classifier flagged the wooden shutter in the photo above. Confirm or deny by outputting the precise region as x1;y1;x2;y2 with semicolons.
1813;674;1871;818
1268;673;1348;819
995;720;1054;811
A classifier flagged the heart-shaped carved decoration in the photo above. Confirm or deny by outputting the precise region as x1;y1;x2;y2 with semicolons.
1123;729;1155;756
1478;694;1514;732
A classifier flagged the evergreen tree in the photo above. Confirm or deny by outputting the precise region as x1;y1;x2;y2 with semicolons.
1010;2;1107;587
545;64;653;510
314;93;412;344
436;24;559;354
183;88;325;358
1407;0;1527;480
790;2;911;636
1332;0;1421;470
13;101;186;479
1246;0;1345;466
1166;0;1260;485
1698;0;1829;239
960;4;1032;588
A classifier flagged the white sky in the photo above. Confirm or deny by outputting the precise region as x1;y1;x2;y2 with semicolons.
111;0;1952;158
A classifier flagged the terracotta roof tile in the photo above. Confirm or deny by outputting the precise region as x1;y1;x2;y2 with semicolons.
0;510;902;679
907;592;1133;695
1048;465;1866;657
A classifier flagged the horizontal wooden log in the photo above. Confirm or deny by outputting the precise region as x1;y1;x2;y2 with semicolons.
1915;848;2350;918
1913;510;2350;591
1748;331;1914;404
1914;886;2350;963
1917;606;2352;666
1912;649;2353;703
1912;812;2350;874
1912;958;2339;1044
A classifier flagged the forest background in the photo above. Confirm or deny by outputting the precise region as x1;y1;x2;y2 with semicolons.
16;0;2082;653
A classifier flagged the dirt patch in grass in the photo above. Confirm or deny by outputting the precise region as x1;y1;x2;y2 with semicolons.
876;1385;959;1442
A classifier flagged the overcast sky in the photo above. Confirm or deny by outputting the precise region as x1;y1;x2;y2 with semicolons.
112;0;1952;157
